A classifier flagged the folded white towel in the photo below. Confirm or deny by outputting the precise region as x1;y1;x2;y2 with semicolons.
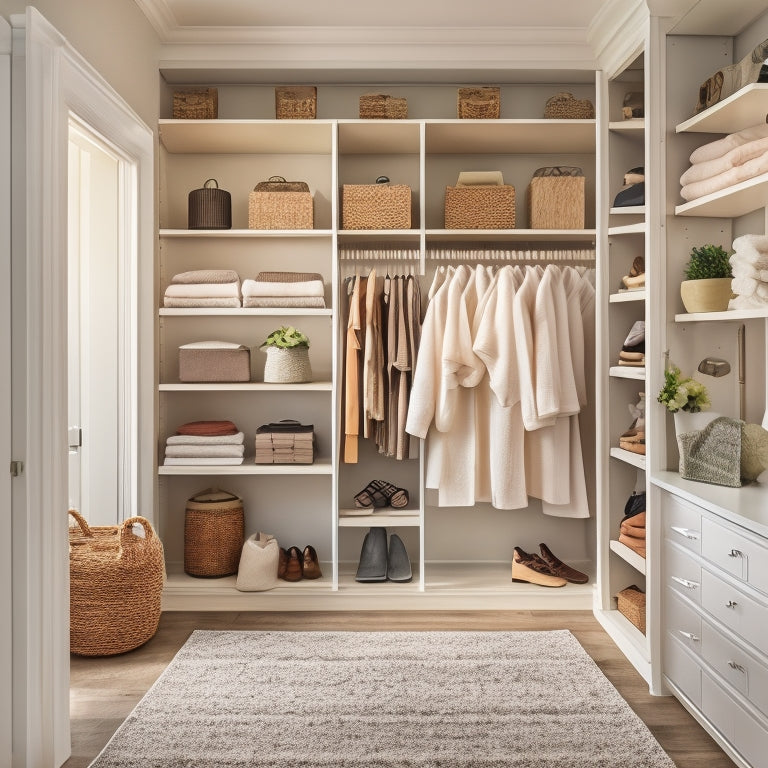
731;262;761;279
163;457;244;466
164;282;240;298
241;279;324;298
732;276;758;296
172;269;240;285
166;432;245;445
681;150;768;201
690;123;768;164
163;297;242;308
165;444;245;458
733;233;768;254
681;135;768;186
729;293;768;310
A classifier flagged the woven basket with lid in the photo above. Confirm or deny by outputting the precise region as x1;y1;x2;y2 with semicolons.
184;488;244;577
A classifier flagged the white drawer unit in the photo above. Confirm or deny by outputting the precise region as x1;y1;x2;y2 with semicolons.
702;517;768;596
664;541;702;606
662;493;702;556
664;587;702;655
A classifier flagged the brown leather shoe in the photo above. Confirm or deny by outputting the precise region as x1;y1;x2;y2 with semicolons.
538;543;589;584
283;546;303;582
512;547;566;587
301;545;322;579
277;547;287;579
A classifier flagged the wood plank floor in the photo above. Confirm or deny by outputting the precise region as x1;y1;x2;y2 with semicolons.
65;610;737;768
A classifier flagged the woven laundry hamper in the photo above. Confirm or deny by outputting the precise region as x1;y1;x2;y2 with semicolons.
616;585;646;634
528;166;585;229
444;185;516;229
457;87;500;119
188;179;232;230
68;509;165;656
249;176;313;230
342;179;411;230
275;86;317;119
172;88;218;119
184;488;245;577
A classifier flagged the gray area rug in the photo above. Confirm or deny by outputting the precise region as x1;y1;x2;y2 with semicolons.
90;629;675;767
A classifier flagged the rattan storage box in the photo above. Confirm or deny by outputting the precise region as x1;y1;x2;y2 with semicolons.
359;93;408;119
249;177;314;230
172;88;218;119
275;86;317;119
178;343;251;383
617;585;646;634
342;184;411;230
528;175;585;229
444;185;516;229
457;87;500;119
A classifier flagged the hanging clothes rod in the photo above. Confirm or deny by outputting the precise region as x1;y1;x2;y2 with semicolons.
338;247;420;261
426;247;595;263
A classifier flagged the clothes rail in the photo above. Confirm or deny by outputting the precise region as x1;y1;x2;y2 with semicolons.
426;247;595;263
338;247;420;261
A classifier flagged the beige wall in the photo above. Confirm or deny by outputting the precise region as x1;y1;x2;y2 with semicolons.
0;0;159;128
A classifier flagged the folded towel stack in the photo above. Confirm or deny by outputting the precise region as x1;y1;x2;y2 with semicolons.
164;420;245;465
241;271;326;309
254;421;314;464
164;269;241;308
618;492;646;559
728;233;768;310
680;123;768;202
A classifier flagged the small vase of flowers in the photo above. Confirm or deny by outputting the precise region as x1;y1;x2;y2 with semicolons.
657;364;713;436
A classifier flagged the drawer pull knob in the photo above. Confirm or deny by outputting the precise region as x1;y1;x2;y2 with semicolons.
728;549;744;558
679;631;700;642
727;661;745;673
671;576;699;590
671;526;700;541
726;600;738;609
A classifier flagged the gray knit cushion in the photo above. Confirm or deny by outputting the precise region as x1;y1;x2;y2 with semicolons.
678;416;743;487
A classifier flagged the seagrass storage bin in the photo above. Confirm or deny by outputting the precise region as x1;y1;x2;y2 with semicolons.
184;488;244;578
342;183;411;229
188;179;232;230
457;87;500;119
528;174;585;229
249;176;314;230
444;185;515;229
179;343;251;383
617;585;646;634
359;93;408;119
173;88;218;119
543;91;595;119
69;509;165;656
275;86;317;119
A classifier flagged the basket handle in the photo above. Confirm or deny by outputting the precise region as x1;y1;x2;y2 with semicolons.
267;175;287;183
203;178;219;189
68;509;92;538
121;516;156;542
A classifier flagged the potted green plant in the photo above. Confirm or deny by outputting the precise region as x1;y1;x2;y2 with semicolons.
680;243;733;313
259;326;312;383
657;364;713;436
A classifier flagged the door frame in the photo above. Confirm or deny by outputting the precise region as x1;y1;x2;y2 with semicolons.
10;8;154;766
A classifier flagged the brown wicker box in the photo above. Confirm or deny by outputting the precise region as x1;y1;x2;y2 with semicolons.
457;87;500;119
617;584;646;634
188;179;232;230
359;93;408;119
275;86;317;119
444;185;515;229
172;88;218;119
543;91;595;119
179;344;251;383
249;177;314;230
184;488;244;578
342;184;412;230
528;175;585;229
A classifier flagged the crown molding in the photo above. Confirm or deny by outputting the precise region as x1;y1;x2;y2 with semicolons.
132;0;178;39
588;0;649;78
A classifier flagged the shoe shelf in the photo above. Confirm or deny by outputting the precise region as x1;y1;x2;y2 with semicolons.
609;290;645;303
675;83;768;135
609;119;645;132
610;446;646;470
608;222;646;236
610;206;645;216
609;366;646;380
338;509;421;527
674;308;768;322
159;381;333;391
158;460;334;476
609;539;646;575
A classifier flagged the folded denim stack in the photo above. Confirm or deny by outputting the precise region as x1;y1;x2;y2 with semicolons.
728;233;768;310
618;320;645;367
164;420;245;466
241;271;326;309
163;269;241;308
618;492;646;558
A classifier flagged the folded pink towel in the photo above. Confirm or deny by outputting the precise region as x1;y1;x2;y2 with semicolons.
689;122;768;164
681;136;768;186
681;151;768;201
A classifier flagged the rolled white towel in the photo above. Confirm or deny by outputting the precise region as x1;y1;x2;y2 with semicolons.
732;233;768;254
241;278;325;298
729;293;768;310
165;443;245;458
690;123;768;164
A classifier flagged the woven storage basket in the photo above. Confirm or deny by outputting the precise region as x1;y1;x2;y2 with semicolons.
263;346;312;383
255;420;315;464
617;585;646;634
275;86;317;119
69;509;165;656
184;488;244;578
359;93;408;119
528;169;585;229
172;88;218;119
249;176;313;230
342;183;411;230
179;343;251;383
444;185;515;229
188;179;232;230
543;91;595;119
457;87;500;119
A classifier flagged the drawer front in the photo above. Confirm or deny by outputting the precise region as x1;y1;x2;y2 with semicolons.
664;541;702;606
664;588;702;654
702;516;768;596
664;633;701;707
701;621;749;697
663;494;702;555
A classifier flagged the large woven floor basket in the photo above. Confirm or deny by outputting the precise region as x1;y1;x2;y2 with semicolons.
184;488;245;577
69;510;165;656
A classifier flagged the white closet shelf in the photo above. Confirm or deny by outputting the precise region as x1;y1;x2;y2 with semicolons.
159;381;333;391
424;228;597;243
609;290;646;303
159;119;335;154
610;539;647;575
608;222;646;236
338;509;421;527
609;365;646;380
674;172;768;218
337;229;421;241
675;83;768;134
610;206;645;216
609;119;645;132
610;447;646;470
159;229;333;238
159;460;333;476
594;608;650;684
337;121;421;154
159;308;333;317
675;308;768;322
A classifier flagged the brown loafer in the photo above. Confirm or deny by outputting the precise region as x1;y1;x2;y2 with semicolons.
277;547;287;579
282;546;303;582
512;547;566;588
301;545;322;580
538;543;589;584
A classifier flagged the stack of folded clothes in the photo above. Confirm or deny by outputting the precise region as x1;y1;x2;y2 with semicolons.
613;167;644;207
620;256;645;292
680;122;768;203
255;420;314;464
618;320;644;367
163;269;241;308
728;233;768;309
164;420;245;466
618;491;646;558
241;272;326;309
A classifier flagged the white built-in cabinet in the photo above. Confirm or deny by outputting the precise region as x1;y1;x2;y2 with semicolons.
156;82;600;610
